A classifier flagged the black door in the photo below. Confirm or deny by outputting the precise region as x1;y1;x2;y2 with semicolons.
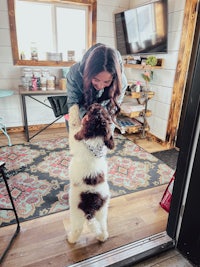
167;7;200;266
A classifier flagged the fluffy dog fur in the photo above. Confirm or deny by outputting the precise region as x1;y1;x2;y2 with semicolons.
67;103;114;243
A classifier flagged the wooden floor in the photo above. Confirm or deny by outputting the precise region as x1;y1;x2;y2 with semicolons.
0;186;168;267
0;128;192;266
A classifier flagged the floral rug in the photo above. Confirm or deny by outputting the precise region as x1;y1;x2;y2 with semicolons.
0;134;174;226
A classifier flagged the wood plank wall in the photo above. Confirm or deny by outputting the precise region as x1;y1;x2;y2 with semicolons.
166;0;199;146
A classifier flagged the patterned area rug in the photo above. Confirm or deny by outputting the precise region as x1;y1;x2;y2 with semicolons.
0;134;174;226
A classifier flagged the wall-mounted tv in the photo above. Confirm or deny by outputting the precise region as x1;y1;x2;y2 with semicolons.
114;0;168;56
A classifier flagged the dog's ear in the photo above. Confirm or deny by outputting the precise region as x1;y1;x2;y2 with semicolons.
74;129;84;140
104;135;115;150
73;114;89;141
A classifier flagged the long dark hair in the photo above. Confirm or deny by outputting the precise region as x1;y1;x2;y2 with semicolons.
83;44;122;117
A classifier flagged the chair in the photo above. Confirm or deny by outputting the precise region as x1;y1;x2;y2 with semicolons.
0;161;20;264
0;118;12;146
0;90;14;146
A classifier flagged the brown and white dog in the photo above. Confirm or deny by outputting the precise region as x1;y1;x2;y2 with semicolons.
67;103;114;243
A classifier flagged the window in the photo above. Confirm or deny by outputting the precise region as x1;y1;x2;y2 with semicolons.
8;0;97;66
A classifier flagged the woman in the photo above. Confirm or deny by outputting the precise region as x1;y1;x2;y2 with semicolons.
66;43;128;128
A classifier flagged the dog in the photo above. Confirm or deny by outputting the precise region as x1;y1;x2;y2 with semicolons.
67;103;114;243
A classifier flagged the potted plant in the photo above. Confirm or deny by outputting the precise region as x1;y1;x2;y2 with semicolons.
146;55;157;67
141;56;157;90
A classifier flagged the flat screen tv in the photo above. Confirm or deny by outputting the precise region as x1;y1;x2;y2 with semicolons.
114;0;168;56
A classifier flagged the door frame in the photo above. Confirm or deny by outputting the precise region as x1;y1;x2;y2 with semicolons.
166;0;198;147
167;6;200;265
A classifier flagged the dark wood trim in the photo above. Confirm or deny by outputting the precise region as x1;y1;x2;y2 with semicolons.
147;132;172;148
166;0;198;146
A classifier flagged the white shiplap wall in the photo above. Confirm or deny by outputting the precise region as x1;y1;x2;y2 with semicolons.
0;0;186;141
96;0;130;46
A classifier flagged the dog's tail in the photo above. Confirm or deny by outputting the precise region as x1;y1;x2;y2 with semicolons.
87;217;102;236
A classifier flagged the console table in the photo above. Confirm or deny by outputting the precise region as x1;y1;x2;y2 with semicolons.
19;88;66;142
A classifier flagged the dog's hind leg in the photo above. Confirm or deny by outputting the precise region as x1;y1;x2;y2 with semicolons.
95;207;109;242
96;205;109;242
87;217;102;236
67;213;84;244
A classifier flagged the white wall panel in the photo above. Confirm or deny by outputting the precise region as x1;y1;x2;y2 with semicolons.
168;31;182;52
151;86;172;105
0;63;21;79
97;21;115;38
168;0;186;12
0;47;13;63
0;11;9;27
98;0;130;8
168;11;184;32
96;36;116;48
97;5;123;22
0;0;8;10
0;29;11;46
162;52;179;70
148;116;168;140
149;101;171;121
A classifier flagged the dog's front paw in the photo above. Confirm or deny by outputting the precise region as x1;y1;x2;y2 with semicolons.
69;105;81;128
97;231;109;242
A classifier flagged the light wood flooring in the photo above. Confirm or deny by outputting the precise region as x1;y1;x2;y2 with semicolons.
0;128;192;266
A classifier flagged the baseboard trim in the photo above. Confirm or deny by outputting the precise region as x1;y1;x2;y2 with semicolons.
69;231;175;267
147;133;172;148
2;122;66;134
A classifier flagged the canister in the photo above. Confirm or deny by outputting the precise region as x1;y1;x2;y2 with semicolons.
47;76;55;90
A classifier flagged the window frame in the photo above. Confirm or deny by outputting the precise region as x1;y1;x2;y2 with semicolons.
8;0;97;67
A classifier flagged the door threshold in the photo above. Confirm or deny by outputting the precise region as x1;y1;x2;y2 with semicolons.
69;231;175;267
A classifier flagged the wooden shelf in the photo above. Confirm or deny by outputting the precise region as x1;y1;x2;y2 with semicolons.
120;109;152;118
116;117;142;134
124;64;163;69
124;58;164;69
125;125;149;134
15;59;76;67
118;90;154;135
116;116;149;134
130;91;155;99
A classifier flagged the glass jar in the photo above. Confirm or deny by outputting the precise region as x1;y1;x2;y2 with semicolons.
47;76;55;90
40;76;47;91
22;68;32;90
